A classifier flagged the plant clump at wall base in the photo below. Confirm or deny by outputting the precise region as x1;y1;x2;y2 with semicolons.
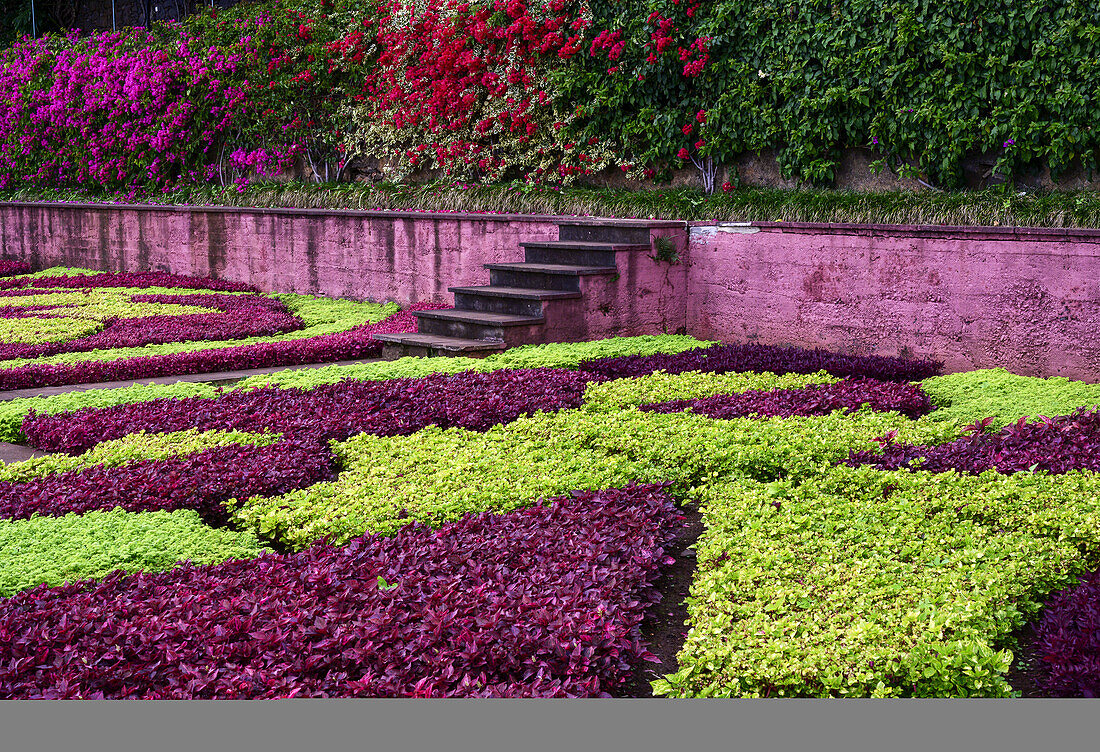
0;268;412;389
0;486;680;698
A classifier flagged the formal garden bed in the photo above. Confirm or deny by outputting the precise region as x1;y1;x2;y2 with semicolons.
3;318;1100;698
0;265;432;389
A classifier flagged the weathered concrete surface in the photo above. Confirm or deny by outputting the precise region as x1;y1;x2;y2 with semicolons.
0;203;560;306
688;222;1100;380
0;203;688;344
7;202;1100;380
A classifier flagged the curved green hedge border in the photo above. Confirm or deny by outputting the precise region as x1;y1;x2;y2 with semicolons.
658;466;1100;698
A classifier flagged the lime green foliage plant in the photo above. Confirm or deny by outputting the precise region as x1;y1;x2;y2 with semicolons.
235;334;711;391
0;508;269;597
231;399;948;550
0;429;279;483
0;382;220;443
656;466;1100;698
919;369;1100;429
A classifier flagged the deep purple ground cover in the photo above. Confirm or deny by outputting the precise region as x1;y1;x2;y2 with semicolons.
0;261;30;278
0;485;680;699
0;294;302;361
0;439;335;525
640;378;933;421
24;366;601;453
847;408;1100;475
0;305;444;390
0;271;257;293
1032;569;1100;697
579;342;941;382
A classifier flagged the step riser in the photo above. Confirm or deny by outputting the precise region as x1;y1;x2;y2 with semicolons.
453;292;545;317
381;343;499;360
488;268;582;291
558;224;652;245
523;247;620;267
416;316;544;345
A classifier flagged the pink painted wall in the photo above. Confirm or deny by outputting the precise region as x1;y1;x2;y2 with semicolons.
688;222;1100;380
6;201;1100;379
0;203;559;305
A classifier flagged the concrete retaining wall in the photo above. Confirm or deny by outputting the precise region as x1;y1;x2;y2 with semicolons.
0;203;559;305
689;222;1100;380
4;202;1100;379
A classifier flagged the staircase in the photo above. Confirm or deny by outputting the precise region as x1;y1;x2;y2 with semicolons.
375;220;676;359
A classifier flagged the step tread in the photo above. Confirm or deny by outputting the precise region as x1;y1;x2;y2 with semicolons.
373;333;508;352
448;285;582;300
484;262;617;275
413;309;545;326
521;241;650;252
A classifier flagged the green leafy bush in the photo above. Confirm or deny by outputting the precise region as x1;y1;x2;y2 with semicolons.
656;466;1100;698
234;335;712;391
581;369;836;412
0;508;268;597
0;429;278;483
231;400;948;549
0;382;220;443
919;368;1100;429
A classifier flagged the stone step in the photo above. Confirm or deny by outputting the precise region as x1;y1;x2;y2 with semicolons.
558;221;661;245
449;285;582;316
374;333;507;360
413;308;546;345
521;241;647;267
485;262;618;292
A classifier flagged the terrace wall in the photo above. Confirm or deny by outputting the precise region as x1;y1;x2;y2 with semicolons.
689;222;1100;380
3;201;1100;379
0;202;560;304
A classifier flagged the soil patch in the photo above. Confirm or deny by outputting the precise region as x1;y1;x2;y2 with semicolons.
614;503;703;698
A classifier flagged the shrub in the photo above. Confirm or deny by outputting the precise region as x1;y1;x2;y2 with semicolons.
641;378;933;421
1032;569;1100;697
22;367;600;454
0;303;430;390
0;382;219;444
848;408;1100;475
0;335;707;443
581;369;837;413
234;334;711;392
0;261;30;278
0;438;335;526
0;485;679;698
656;466;1100;698
0;508;268;598
579;342;941;382
0;292;302;361
919;368;1100;429
232;406;946;549
0;428;278;484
